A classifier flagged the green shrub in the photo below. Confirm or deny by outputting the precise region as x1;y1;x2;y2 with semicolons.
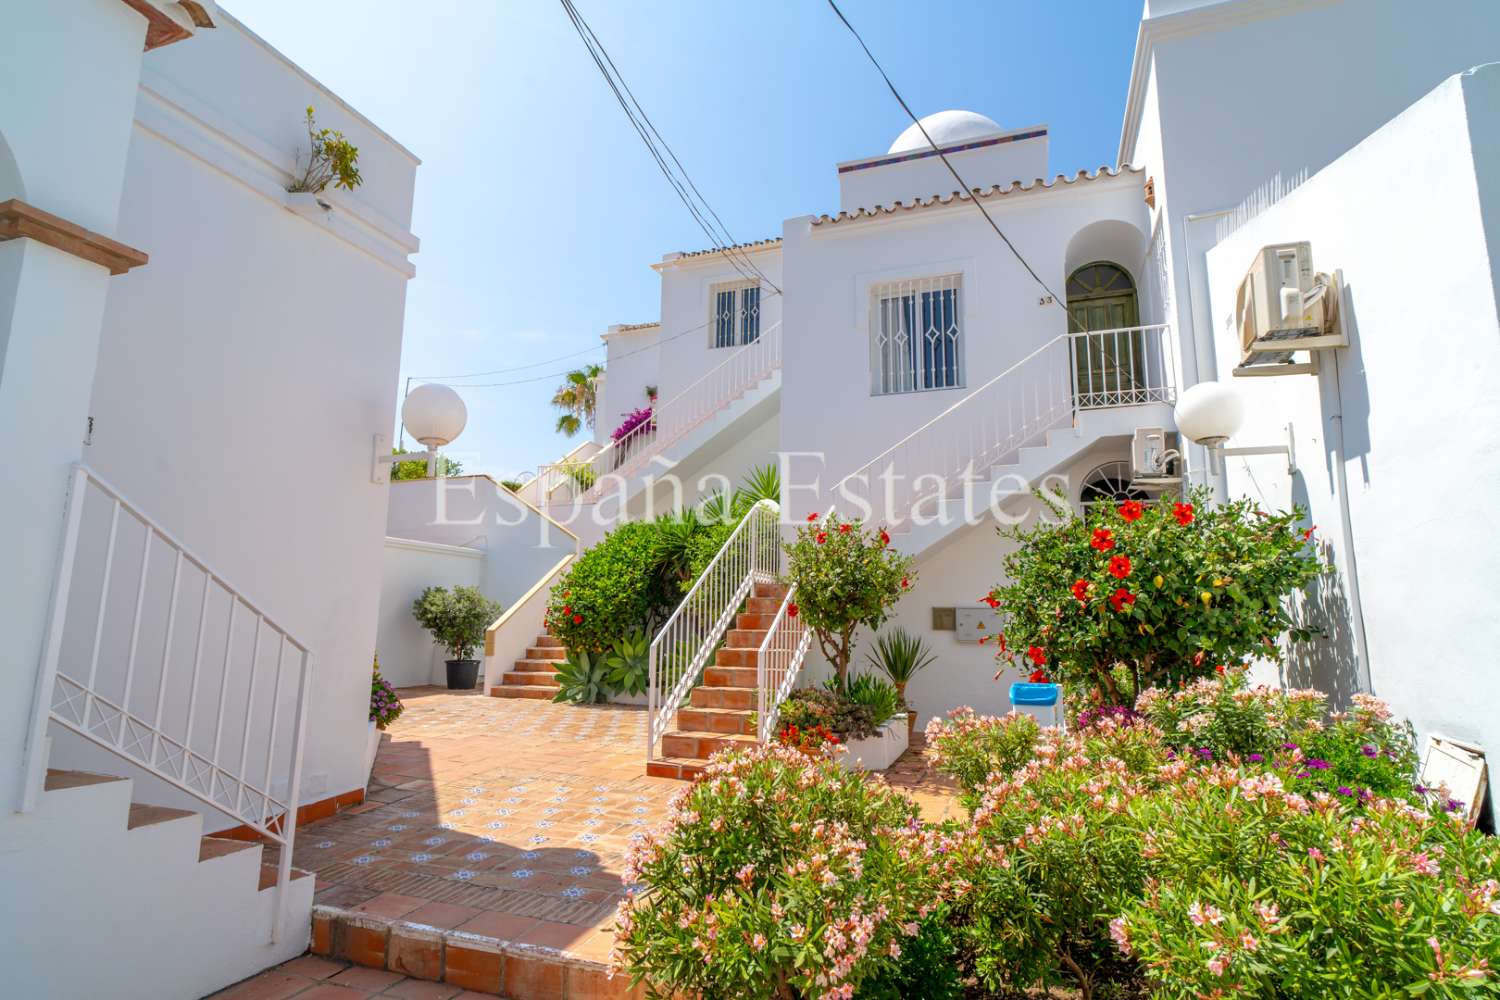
842;672;901;728
546;521;675;653
552;649;610;704
856;911;966;1000
369;653;403;729
778;686;879;741
923;707;1042;808
613;744;954;999
411;585;502;660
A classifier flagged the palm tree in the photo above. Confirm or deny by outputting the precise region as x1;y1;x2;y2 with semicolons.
551;363;603;437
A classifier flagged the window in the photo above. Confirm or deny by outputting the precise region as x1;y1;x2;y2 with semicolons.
710;280;761;348
1079;461;1151;514
871;275;963;395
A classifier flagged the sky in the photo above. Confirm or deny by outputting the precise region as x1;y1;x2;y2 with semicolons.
224;0;1143;483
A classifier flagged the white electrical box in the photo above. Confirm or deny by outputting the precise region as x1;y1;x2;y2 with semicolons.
955;606;1004;643
1235;243;1345;369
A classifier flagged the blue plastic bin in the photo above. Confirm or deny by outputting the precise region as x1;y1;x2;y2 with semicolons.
1008;682;1061;727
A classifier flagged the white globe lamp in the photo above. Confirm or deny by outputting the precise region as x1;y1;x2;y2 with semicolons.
402;383;467;449
1173;381;1244;448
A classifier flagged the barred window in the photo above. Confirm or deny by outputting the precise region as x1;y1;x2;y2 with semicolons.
710;280;761;349
870;275;963;395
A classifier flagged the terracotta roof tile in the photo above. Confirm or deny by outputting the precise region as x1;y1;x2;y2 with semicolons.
676;237;782;258
812;165;1142;226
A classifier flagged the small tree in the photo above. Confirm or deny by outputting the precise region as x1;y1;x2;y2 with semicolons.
784;513;915;686
411;585;502;661
288;106;362;193
390;448;463;481
985;487;1321;705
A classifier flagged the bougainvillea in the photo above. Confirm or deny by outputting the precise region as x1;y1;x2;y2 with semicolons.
984;487;1322;705
610;405;654;444
369;654;403;729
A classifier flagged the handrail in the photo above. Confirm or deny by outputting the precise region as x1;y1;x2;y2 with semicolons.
21;463;313;944
833;325;1176;526
647;499;780;761
754;507;833;743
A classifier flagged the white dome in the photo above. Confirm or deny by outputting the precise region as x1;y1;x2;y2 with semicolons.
887;110;1003;154
402;383;468;448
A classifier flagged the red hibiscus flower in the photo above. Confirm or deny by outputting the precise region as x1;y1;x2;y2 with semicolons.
1090;528;1115;551
1070;579;1090;602
1173;502;1194;526
1027;645;1047;666
1302;524;1317;541
997;633;1007;654
563;605;572;615
787;602;798;618
1029;669;1050;684
879;528;890;546
1108;588;1135;613
1193;651;1206;667
806;512;819;523
1108;555;1132;579
572;613;584;624
816;532;827;545
901;577;910;589
1215;664;1226;674
1119;499;1145;522
839;523;852;534
982;594;1000;609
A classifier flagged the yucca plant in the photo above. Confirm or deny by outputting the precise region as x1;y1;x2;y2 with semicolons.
553;649;611;704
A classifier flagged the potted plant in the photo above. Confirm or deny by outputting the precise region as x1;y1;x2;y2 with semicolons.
866;627;936;737
411;585;503;690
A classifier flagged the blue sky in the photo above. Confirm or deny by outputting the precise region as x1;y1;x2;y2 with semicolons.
226;0;1142;482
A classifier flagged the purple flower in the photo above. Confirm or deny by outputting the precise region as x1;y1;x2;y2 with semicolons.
1445;798;1465;814
1195;747;1214;759
1305;758;1330;770
1414;784;1429;795
1280;742;1299;751
1336;786;1353;796
1359;745;1378;758
1247;753;1264;763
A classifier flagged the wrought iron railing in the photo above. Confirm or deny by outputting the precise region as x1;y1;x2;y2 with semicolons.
646;499;780;761
20;464;312;942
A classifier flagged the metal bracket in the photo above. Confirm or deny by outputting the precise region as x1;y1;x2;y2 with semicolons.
372;433;435;484
1221;422;1297;475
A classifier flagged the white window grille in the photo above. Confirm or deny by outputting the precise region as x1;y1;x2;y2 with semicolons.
870;275;963;395
710;280;761;349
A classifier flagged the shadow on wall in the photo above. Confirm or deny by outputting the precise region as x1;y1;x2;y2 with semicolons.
1321;280;1372;485
1282;533;1362;711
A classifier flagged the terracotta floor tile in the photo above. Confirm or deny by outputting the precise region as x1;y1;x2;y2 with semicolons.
350;892;429;920
381;979;462;999
290;986;375;1000
517;919;593;953
280;956;347;980
329;966;404;991
210;970;313;1000
455;911;540;942
401;901;485;930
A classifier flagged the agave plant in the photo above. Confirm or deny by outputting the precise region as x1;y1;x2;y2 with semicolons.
605;628;650;696
865;627;937;697
553;649;611;704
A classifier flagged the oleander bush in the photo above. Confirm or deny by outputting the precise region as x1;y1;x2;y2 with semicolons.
612;744;960;1000
923;707;1041;808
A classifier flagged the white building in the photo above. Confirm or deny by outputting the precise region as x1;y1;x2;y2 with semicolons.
1;2;419;994
511;0;1500;805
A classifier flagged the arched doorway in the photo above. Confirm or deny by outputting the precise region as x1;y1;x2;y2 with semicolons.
1067;261;1143;407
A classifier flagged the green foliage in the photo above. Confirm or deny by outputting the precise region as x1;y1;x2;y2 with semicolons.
499;478;524;492
551;364;603;437
552;649;611;705
865;627;937;685
784;513;915;684
924;707;1042;809
842;672;901;728
856;912;966;1000
369;653;403;729
410;585;502;661
546;520;675;654
289;106;362;193
778;686;879;741
604;627;649;697
613;744;951;1000
390;448;463;481
987;486;1322;705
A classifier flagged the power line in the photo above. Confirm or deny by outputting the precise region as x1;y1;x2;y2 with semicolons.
822;0;1069;318
413;341;608;381
559;0;782;295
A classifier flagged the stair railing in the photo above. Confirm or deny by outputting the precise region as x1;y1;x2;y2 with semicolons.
754;507;834;743
20;463;312;943
647;498;780;762
546;321;783;507
832;325;1175;527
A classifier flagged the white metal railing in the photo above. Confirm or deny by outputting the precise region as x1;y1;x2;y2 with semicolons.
19;464;312;943
647;499;781;761
542;321;783;506
754;508;833;743
834;325;1175;526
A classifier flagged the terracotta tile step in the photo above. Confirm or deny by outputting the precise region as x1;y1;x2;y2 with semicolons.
745;596;783;614
690;685;757;710
533;634;563;647
726;628;769;647
199;836;259;863
503;670;559;686
753;581;789;600
736;612;776;630
514;658;567;670
676;707;756;736
713;648;759;668
524;646;567;661
646;756;708;781
660;730;758;760
44;769;126;792
704;665;758;687
490;685;557;700
127;802;198;830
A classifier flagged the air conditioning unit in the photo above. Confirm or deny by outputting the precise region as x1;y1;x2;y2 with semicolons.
1235;243;1345;371
1130;426;1182;488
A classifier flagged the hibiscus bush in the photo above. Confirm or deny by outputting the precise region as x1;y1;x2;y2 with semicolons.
612;744;959;1000
985;487;1322;705
546;520;677;653
784;513;915;685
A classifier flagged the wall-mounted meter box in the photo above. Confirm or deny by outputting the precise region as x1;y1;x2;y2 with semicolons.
955;606;1004;643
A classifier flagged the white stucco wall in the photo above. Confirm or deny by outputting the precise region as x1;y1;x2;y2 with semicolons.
836;127;1050;215
598;324;660;441
781;171;1151;517
48;13;419;815
1204;68;1500;807
376;537;483;688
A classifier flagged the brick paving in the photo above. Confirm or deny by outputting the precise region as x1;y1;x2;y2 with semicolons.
213;687;960;998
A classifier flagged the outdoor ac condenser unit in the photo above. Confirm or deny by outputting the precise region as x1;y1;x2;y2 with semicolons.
1235;242;1345;369
1130;426;1182;489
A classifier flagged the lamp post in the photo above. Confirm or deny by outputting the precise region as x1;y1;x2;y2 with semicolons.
1173;382;1295;479
372;383;468;483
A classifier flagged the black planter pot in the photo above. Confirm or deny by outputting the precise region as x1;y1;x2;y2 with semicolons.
445;659;480;690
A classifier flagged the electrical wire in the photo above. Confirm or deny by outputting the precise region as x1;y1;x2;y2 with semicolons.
823;0;1069;317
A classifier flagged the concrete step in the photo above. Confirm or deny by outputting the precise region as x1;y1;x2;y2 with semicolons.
257;863;313;892
676;707;756;736
503;670;559;687
690;685;757;710
198;837;260;864
660;730;757;760
127;802;198;830
703;665;757;687
490;685;557;700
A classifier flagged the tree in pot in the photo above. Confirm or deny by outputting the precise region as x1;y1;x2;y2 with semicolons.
866;627;937;737
411;585;503;689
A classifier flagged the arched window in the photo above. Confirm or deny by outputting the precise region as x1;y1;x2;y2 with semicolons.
1067;262;1144;408
1078;461;1149;514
